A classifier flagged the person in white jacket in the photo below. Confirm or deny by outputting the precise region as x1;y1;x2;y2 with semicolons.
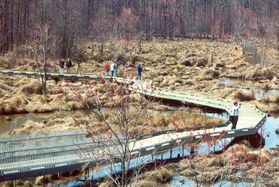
231;102;241;129
110;62;115;77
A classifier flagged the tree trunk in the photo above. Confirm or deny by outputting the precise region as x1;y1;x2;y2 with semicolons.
149;2;154;40
43;45;47;96
169;16;173;40
10;0;14;51
121;156;126;187
163;16;167;39
16;0;21;47
277;39;279;54
23;0;28;52
61;0;69;58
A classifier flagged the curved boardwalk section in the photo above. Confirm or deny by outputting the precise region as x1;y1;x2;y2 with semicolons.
0;70;267;181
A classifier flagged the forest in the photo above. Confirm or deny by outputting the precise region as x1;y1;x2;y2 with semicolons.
1;0;279;58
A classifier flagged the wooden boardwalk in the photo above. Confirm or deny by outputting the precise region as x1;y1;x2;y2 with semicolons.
0;69;267;181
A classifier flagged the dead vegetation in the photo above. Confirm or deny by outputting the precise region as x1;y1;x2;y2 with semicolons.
128;144;278;186
232;90;255;101
6;107;224;135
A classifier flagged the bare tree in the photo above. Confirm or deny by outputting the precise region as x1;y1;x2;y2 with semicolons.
29;23;53;95
72;77;157;186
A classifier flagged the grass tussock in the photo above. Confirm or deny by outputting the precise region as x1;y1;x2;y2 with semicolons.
132;167;173;186
0;94;28;114
195;68;220;81
272;95;279;105
8;120;45;135
150;110;224;131
232;90;255;101
18;80;43;95
131;180;159;187
244;66;276;81
97;179;114;187
156;167;174;183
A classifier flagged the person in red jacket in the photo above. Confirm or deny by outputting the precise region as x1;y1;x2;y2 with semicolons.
104;62;110;76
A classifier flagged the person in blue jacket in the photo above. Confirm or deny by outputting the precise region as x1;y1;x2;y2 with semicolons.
113;60;119;77
137;64;142;80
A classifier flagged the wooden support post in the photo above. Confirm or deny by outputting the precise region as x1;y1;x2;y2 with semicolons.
84;168;88;182
190;146;194;158
182;144;185;158
213;140;216;153
170;149;172;159
43;175;45;187
161;153;163;160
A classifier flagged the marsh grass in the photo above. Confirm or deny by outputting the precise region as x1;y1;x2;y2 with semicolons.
233;90;255;101
272;95;279;105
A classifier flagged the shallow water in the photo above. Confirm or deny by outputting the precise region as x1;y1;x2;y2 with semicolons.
1;110;279;186
262;115;279;149
0;109;222;135
57;137;232;187
56;115;279;187
0;113;51;133
220;78;279;100
170;174;250;187
0;110;92;134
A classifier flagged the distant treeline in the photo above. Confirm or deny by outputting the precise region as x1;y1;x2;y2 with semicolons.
0;0;279;57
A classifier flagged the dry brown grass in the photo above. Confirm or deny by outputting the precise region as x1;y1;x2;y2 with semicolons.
244;65;276;81
131;180;159;187
8;120;45;135
18;80;43;95
232;90;255;101
272;95;279;105
131;167;173;186
150;109;224;132
156;167;174;183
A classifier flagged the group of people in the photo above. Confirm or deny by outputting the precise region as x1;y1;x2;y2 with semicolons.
104;60;120;77
104;61;143;80
59;58;73;75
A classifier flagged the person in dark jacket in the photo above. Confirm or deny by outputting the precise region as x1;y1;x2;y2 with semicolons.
66;58;72;74
59;59;65;75
137;64;142;80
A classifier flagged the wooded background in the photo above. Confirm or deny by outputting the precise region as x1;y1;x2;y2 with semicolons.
1;0;279;57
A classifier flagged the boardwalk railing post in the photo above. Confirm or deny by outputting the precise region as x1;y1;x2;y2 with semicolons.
213;140;216;153
182;144;185;158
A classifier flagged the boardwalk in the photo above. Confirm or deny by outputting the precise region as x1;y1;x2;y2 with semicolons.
0;69;267;182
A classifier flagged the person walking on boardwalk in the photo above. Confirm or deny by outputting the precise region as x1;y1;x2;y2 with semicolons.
231;102;241;129
110;62;115;76
66;58;72;74
137;64;142;80
59;59;65;75
113;60;119;77
104;62;110;76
